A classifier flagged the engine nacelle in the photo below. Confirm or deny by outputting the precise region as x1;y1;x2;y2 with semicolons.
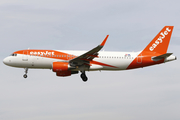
52;62;79;77
52;62;69;72
52;62;71;76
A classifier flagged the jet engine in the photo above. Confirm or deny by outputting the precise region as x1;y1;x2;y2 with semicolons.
52;62;78;77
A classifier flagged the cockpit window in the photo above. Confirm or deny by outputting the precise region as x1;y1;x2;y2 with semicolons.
11;53;17;56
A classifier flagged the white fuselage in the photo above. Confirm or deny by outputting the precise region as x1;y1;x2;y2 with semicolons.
3;50;140;71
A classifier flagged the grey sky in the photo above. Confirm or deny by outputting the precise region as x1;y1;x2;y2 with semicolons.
0;0;180;120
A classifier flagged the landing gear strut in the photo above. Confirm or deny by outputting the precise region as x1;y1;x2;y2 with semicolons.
23;68;28;78
80;72;88;82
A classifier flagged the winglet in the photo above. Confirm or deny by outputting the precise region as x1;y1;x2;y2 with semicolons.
100;35;109;46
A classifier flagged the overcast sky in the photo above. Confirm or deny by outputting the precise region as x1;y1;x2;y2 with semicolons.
0;0;180;120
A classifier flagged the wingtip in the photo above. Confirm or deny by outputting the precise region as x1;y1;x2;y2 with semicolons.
100;35;109;46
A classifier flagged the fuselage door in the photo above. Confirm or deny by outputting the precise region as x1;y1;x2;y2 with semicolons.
137;54;142;64
22;51;28;61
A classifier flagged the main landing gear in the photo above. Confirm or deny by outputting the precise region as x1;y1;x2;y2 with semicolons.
23;68;28;78
80;72;88;82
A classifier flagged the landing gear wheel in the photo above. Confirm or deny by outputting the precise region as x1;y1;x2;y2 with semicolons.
23;74;27;78
81;73;88;82
23;68;28;78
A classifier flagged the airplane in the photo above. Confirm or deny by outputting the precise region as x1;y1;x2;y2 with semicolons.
3;26;177;82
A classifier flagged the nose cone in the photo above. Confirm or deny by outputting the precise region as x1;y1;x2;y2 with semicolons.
3;57;9;65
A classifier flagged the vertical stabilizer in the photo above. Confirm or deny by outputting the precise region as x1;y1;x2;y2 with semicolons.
142;26;174;54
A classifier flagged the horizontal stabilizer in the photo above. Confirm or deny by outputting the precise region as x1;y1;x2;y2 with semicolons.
152;53;173;61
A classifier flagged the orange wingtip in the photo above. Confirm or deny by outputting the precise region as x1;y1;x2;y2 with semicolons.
100;35;109;46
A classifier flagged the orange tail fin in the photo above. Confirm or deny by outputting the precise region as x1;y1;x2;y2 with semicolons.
142;26;174;54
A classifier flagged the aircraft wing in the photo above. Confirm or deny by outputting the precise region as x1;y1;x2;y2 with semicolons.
69;35;109;67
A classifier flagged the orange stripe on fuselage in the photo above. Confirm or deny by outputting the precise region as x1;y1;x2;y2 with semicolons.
90;61;118;68
14;50;76;60
127;51;164;69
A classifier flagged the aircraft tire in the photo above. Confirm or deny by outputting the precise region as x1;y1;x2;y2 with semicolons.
81;73;88;82
23;74;27;78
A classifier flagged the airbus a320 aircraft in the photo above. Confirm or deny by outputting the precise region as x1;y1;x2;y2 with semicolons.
3;26;176;82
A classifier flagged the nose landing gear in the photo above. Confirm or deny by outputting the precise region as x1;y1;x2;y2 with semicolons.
23;68;28;78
